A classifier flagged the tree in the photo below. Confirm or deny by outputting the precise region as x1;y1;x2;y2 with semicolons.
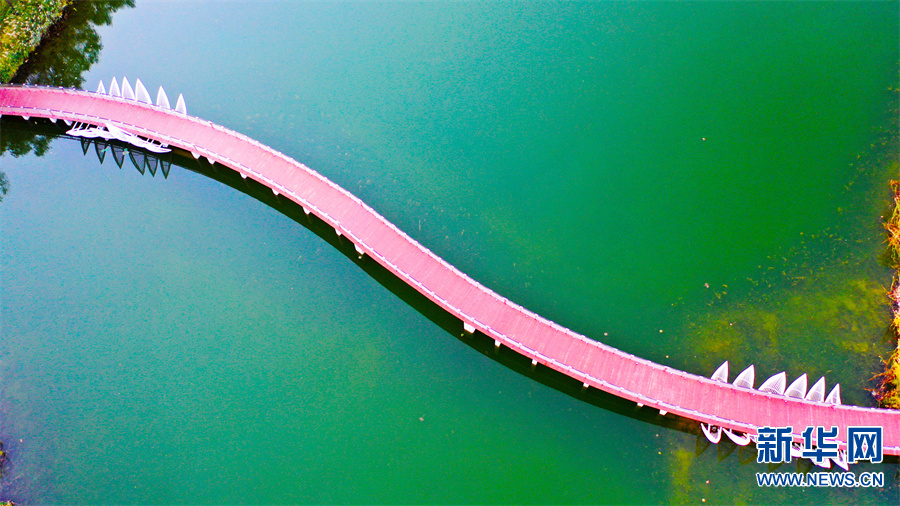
0;0;133;157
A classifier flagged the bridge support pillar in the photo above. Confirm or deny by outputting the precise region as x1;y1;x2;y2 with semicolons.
581;382;589;391
463;322;475;334
354;244;365;258
530;359;538;371
494;339;501;349
659;409;667;416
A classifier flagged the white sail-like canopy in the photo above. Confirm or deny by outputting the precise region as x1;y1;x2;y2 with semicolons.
825;384;841;405
109;77;121;97
805;377;826;402
96;81;107;94
175;93;186;115
825;381;848;471
156;86;170;109
758;371;786;395
710;361;729;383
785;373;808;399
733;365;755;389
122;77;136;100
134;79;152;104
831;451;849;471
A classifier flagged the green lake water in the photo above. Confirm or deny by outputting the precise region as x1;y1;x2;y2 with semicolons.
1;1;898;503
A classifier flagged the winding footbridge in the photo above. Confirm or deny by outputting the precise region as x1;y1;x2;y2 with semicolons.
2;83;898;458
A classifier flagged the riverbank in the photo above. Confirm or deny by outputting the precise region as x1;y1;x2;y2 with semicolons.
0;0;70;82
880;177;900;409
874;86;900;410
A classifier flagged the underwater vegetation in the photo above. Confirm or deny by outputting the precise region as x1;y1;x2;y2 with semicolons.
686;274;889;406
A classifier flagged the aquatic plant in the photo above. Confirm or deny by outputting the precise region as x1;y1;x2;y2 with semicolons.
667;448;696;504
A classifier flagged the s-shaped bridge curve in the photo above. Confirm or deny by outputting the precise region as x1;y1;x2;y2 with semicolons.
2;84;897;456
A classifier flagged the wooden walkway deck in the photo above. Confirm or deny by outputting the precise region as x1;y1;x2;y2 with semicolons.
3;85;897;455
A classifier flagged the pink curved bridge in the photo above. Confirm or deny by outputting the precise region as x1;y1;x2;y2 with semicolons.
2;85;897;456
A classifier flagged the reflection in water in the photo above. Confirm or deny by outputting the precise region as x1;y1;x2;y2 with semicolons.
77;136;172;178
1;0;133;159
0;170;7;202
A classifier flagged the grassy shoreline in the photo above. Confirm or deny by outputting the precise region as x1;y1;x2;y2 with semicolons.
0;0;71;83
879;178;900;408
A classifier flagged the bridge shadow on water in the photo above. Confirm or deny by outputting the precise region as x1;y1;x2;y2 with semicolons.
6;117;894;468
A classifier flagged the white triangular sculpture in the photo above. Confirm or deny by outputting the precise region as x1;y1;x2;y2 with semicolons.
733;365;755;389
825;384;841;405
700;361;731;444
109;77;121;97
134;79;152;104
831;451;849;471
785;373;808;399
96;81;107;94
122;77;135;100
175;93;186;115
805;377;826;402
711;361;729;383
823;383;848;471
814;457;832;470
758;372;787;395
156;86;170;109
